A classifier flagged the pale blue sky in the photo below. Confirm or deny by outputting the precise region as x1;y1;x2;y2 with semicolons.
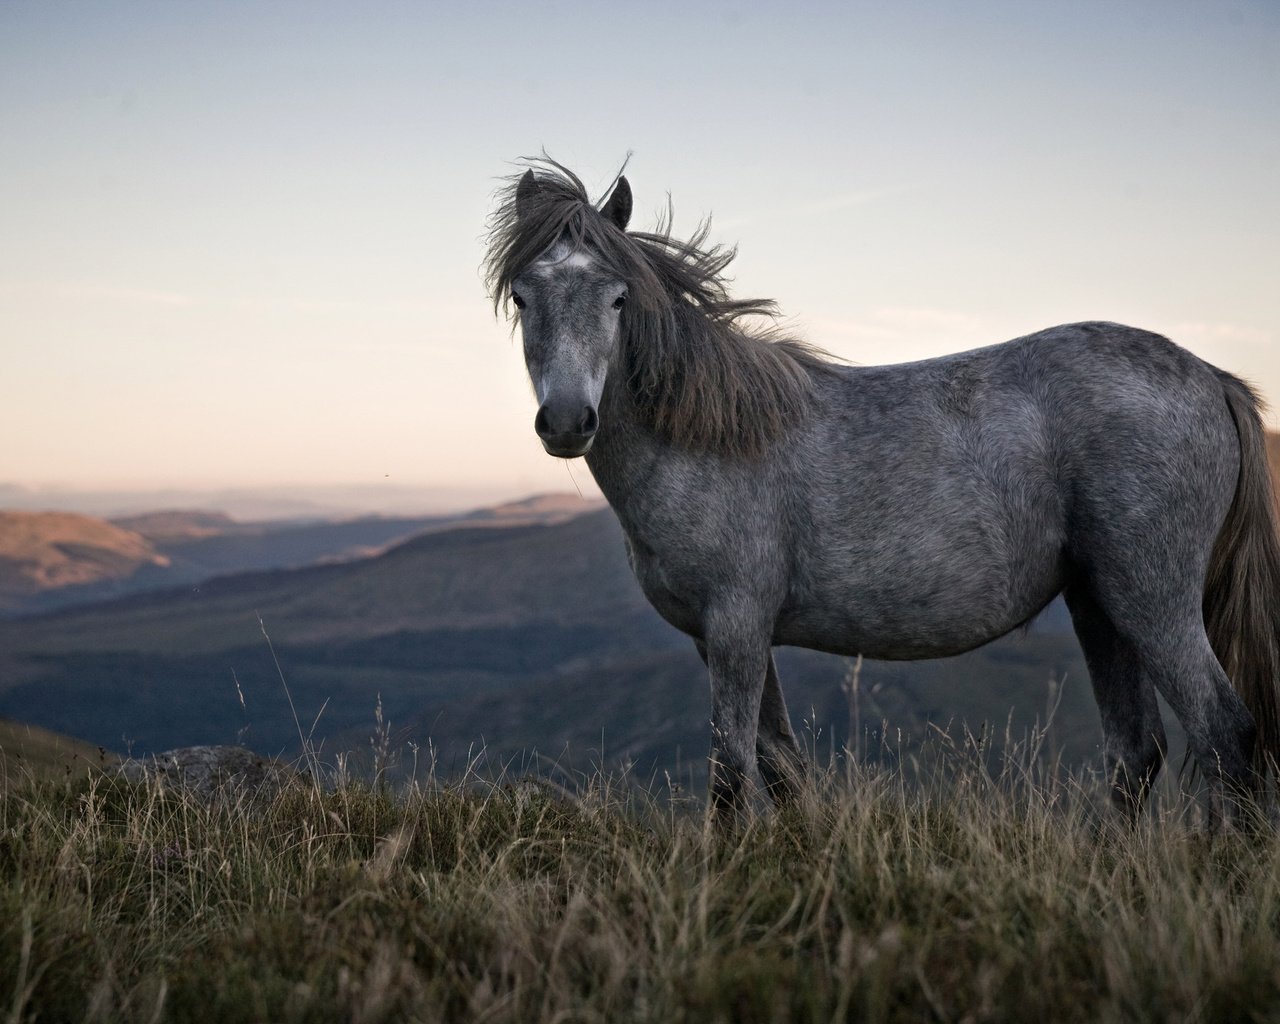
2;1;1277;510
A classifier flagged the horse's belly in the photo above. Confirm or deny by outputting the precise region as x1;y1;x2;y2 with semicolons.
777;552;1065;659
776;603;1041;659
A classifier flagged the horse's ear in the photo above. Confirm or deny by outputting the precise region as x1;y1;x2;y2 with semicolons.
515;170;539;220
601;176;632;231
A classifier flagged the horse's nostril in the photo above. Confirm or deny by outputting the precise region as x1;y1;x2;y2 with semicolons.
536;402;597;442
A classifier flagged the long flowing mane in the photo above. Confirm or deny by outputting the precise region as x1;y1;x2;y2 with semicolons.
484;159;834;457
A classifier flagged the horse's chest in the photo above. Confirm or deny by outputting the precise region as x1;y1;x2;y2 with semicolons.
623;533;709;638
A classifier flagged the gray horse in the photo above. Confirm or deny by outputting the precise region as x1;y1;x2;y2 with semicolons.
485;159;1280;824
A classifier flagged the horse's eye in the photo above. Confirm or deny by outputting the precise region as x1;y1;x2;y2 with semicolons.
511;292;526;310
612;294;626;310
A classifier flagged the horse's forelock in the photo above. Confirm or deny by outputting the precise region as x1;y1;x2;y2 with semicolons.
484;159;831;457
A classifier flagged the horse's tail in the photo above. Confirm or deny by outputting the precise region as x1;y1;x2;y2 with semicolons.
1204;370;1280;775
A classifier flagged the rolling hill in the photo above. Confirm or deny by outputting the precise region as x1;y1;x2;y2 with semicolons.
0;511;170;613
3;430;1274;787
0;494;602;616
0;717;117;783
0;503;1095;783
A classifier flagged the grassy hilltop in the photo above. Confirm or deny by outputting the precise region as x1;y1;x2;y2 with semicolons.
4;745;1280;1024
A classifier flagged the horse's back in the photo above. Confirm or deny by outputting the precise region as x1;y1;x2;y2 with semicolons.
783;323;1239;657
813;321;1238;532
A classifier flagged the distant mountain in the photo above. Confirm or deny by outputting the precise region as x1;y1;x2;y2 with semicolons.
0;482;533;521
4;432;1274;785
111;510;244;541
0;505;1096;784
0;511;169;612
0;494;604;616
463;493;604;524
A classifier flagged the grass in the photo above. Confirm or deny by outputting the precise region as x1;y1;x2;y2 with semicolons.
4;738;1280;1023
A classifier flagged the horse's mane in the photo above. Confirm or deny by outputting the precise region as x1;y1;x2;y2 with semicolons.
485;159;833;457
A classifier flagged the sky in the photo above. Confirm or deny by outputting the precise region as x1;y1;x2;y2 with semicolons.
2;0;1277;515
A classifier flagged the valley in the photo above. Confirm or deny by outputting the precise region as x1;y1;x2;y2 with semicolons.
0;496;1095;784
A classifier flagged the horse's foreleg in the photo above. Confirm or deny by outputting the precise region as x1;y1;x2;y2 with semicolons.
696;624;769;823
756;654;808;806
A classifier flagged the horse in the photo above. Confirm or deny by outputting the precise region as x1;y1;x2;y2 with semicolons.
484;159;1280;825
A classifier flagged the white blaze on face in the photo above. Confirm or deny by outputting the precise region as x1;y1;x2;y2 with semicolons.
532;241;595;275
558;250;595;270
531;243;605;405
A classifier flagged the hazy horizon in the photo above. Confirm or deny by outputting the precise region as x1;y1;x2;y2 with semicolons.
0;479;600;521
4;1;1277;502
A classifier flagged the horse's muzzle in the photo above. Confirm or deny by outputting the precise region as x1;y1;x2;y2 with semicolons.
534;402;598;459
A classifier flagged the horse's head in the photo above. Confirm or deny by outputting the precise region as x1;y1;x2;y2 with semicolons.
509;171;633;458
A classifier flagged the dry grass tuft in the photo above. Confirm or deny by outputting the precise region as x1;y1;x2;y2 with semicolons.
3;737;1280;1023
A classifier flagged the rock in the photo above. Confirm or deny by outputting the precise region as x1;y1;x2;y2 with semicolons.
114;745;303;801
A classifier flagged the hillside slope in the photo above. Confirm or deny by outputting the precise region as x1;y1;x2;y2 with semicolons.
0;506;1094;778
0;511;169;612
0;717;116;782
3;435;1272;779
111;510;244;540
0;494;603;616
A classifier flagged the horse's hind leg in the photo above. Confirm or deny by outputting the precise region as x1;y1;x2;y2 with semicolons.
1143;633;1257;827
1078;583;1257;827
756;653;808;805
1065;585;1167;820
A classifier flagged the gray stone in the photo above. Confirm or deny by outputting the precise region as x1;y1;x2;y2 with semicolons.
114;745;303;802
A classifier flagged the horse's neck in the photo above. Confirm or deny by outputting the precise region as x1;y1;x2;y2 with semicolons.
583;374;662;515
